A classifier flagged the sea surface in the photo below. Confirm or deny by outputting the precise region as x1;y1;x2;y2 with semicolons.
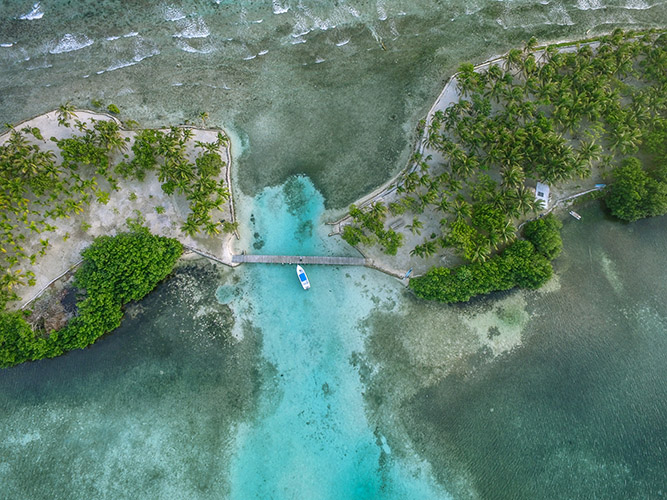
1;1;666;499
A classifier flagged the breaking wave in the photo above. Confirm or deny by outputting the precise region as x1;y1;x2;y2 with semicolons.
173;18;210;39
49;34;94;54
18;2;44;20
272;1;290;14
163;5;186;21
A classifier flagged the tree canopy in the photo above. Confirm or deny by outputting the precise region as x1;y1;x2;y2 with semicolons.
605;157;667;222
0;231;182;368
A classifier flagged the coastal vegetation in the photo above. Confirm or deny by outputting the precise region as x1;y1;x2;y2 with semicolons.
0;110;230;309
0;230;182;368
342;28;666;300
604;157;667;221
410;214;561;303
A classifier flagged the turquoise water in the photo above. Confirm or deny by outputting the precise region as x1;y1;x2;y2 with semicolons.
226;177;446;499
1;0;667;498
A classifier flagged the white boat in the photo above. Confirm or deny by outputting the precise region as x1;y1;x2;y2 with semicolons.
569;211;582;220
296;265;310;290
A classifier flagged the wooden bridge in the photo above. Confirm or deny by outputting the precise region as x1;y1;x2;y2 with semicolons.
232;254;368;266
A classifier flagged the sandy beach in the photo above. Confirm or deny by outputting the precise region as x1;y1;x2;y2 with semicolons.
1;110;236;310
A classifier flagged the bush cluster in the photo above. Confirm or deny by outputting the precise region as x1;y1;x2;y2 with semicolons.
410;214;561;303
605;157;667;222
0;231;182;368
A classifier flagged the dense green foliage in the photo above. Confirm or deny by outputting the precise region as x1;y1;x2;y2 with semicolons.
522;213;563;259
409;239;553;303
0;231;182;368
605;158;667;221
344;28;667;264
410;211;562;303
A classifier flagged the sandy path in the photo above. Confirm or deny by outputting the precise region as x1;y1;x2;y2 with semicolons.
1;110;236;309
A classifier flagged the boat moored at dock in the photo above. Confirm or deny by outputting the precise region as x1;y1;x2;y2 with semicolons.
296;265;310;289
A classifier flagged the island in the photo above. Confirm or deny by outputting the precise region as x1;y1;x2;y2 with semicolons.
0;105;236;367
331;28;667;301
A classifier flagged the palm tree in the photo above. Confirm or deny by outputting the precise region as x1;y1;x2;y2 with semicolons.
457;63;481;96
410;245;425;258
406;217;423;235
469;238;491;263
181;217;200;237
436;197;451;213
410;239;437;258
504;48;523;74
498;221;516;244
452;200;471;221
369;202;387;220
515;187;537;214
501;165;525;191
57;102;77;127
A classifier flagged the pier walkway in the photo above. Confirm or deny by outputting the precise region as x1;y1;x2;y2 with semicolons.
232;254;368;266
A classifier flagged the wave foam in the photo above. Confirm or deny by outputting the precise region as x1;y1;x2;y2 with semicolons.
177;41;215;54
344;5;360;17
377;0;388;20
163;5;186;21
173;18;210;39
19;2;44;20
547;5;574;25
625;0;650;9
49;34;94;54
272;1;289;14
576;0;604;10
106;47;159;71
27;62;52;71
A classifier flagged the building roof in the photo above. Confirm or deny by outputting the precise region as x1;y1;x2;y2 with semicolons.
535;182;550;209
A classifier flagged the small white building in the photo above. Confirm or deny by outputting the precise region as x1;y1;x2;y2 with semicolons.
535;182;550;209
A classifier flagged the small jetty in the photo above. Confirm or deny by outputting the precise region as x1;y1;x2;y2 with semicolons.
232;254;368;266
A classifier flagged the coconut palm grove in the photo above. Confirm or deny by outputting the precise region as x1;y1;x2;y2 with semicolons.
342;29;667;301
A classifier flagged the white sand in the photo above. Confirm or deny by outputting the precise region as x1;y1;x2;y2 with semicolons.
0;109;236;309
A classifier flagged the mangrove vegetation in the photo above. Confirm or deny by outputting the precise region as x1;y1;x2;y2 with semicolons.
0;230;182;368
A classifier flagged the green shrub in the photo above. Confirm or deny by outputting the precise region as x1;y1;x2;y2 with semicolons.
106;103;120;114
410;239;553;303
0;231;182;368
523;213;563;260
605;158;667;222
